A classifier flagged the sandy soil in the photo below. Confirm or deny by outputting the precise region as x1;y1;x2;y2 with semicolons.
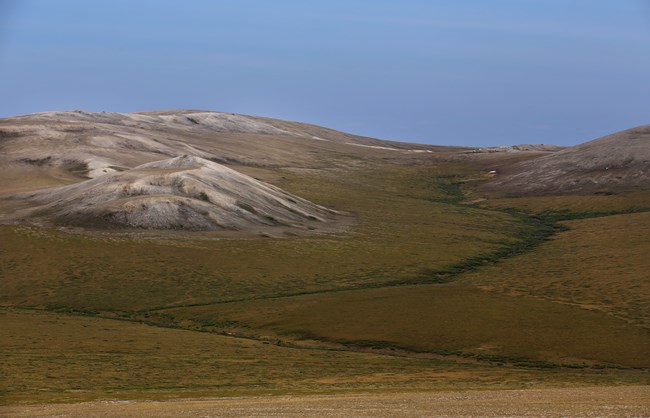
3;386;649;417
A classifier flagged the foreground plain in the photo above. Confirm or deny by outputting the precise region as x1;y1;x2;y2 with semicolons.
3;386;650;417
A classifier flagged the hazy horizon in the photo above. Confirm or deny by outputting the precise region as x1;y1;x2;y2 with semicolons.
1;0;649;146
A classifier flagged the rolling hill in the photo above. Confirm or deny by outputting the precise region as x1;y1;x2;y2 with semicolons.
1;110;649;407
482;124;650;196
0;109;447;178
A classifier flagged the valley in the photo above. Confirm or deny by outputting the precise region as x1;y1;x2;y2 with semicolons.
0;111;648;412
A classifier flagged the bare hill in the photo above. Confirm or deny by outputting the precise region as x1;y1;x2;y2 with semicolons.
482;125;650;196
0;110;455;181
0;109;459;234
8;155;337;233
3;109;646;232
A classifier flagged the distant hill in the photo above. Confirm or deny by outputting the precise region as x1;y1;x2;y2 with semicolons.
467;144;564;154
0;110;452;178
482;125;650;196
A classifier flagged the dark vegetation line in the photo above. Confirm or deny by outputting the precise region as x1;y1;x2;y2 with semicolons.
11;305;631;371
274;333;634;371
137;181;650;314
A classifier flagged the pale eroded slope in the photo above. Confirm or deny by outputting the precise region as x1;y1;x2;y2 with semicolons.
483;125;650;196
9;155;338;232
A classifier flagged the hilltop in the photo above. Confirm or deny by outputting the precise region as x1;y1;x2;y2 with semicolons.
0;109;448;178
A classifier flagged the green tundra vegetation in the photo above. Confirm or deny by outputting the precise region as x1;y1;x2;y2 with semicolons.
2;160;649;405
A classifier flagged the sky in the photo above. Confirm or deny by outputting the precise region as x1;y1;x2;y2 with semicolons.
0;0;649;146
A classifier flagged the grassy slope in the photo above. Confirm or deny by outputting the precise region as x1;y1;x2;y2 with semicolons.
138;177;650;370
2;161;650;403
458;211;650;329
159;282;650;368
5;308;633;405
0;164;526;312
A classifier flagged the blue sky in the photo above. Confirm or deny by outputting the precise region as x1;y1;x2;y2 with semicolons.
1;0;648;146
